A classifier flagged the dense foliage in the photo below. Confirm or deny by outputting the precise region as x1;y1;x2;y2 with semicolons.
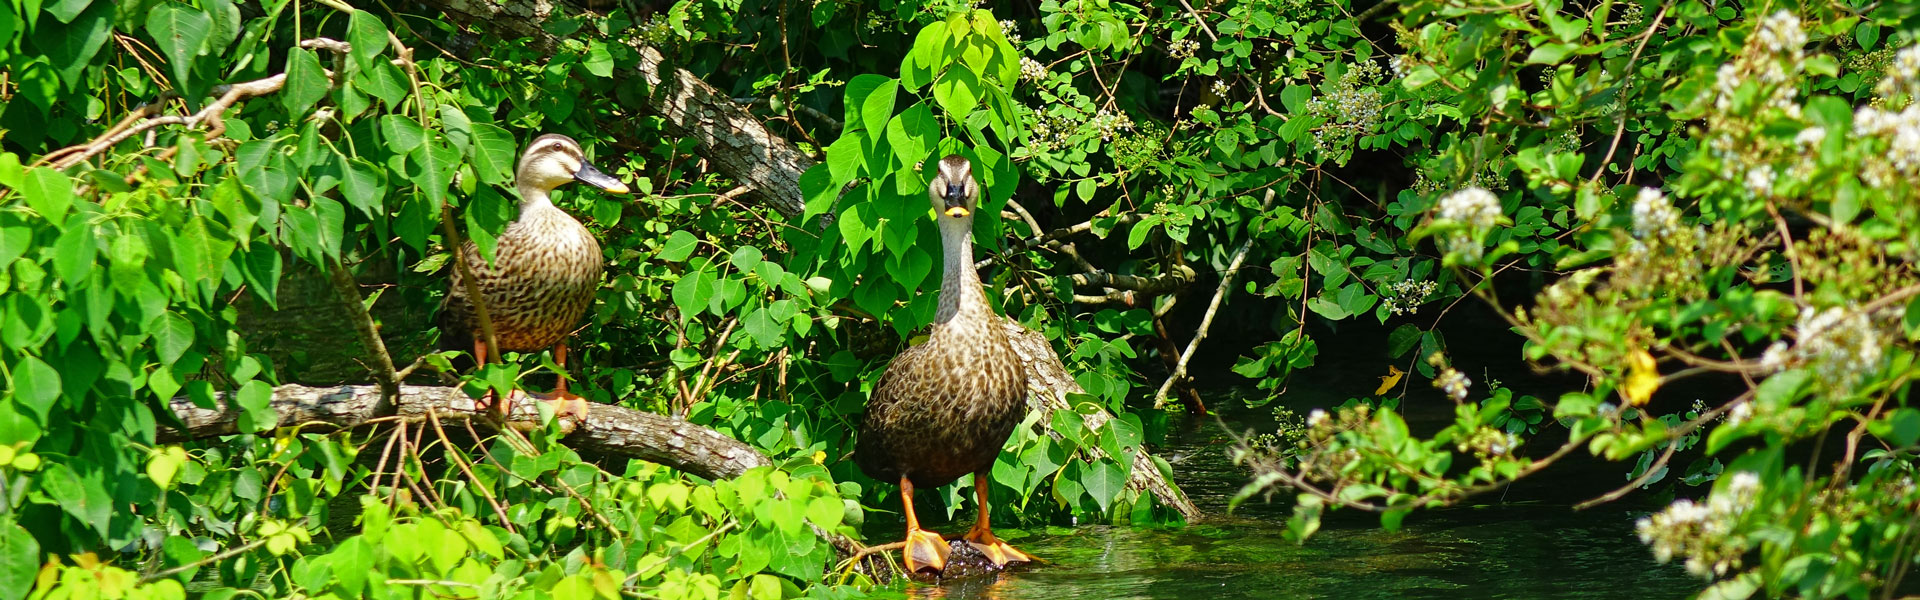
1;0;1917;598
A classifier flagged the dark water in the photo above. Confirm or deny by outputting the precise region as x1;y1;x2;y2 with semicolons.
878;389;1702;599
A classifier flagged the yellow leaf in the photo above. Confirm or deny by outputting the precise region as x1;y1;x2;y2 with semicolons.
1624;348;1660;406
1375;365;1405;395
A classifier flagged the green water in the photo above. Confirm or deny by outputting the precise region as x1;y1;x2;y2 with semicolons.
881;393;1701;599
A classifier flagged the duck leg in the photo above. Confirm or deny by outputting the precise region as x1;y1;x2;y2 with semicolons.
473;339;510;417
899;476;950;574
532;339;590;419
962;471;1031;567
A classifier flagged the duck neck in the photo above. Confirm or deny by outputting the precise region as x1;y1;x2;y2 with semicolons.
934;216;987;327
516;182;556;213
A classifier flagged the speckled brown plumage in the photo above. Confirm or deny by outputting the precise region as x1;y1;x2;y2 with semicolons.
440;134;627;380
855;156;1032;573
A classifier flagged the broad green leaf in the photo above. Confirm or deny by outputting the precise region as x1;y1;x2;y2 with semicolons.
932;67;983;118
22;168;73;224
730;245;763;271
583;40;615;77
886;102;937;166
44;0;90;22
0;524;39;600
338;156;387;218
469;123;518;185
659;230;698;262
43;2;113;86
152;312;194;365
51;223;97;286
235;379;278;432
1082;460;1127;513
860;78;899;139
10;356;60;423
1387;324;1422;358
413;138;461;209
347;10;389;69
379;114;427;153
41;463;110;537
146;3;212;90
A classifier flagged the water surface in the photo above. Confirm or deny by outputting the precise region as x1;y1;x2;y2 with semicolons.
882;391;1700;599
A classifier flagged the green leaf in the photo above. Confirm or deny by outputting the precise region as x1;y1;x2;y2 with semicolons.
152;313;194;365
1387;324;1422;358
861;79;899;138
281;47;328;115
1082;460;1126;513
346;10;389;70
1525;43;1577;65
583;41;615;77
338;156;386;218
659;230;698;262
730;245;763;271
469;123;518;185
21;168;73;224
933;67;983;118
42;462;110;537
44;0;90;23
1;524;41;600
52;223;97;286
146;3;212;90
235;379;278;432
10;356;60;423
379;114;427;153
413;138;461;209
43;2;113;87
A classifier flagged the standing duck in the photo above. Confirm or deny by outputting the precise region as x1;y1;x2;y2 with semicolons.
440;133;627;415
855;155;1032;574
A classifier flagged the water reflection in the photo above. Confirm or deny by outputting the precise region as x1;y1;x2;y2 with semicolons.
875;391;1698;599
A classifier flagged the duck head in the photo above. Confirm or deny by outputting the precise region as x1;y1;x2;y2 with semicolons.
516;133;629;199
927;155;979;221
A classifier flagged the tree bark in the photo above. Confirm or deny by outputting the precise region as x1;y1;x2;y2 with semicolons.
401;0;1199;520
158;384;772;480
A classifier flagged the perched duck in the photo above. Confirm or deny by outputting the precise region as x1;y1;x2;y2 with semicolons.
855;155;1032;574
440;133;628;415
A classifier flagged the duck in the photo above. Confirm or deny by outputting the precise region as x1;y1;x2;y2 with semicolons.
440;133;628;415
855;155;1033;574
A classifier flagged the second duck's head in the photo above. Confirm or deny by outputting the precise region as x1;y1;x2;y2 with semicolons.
928;154;979;221
517;133;630;197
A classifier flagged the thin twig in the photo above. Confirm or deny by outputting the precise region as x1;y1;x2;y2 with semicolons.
1153;188;1280;409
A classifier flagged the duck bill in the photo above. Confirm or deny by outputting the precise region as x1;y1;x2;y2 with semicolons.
942;185;969;217
573;163;629;195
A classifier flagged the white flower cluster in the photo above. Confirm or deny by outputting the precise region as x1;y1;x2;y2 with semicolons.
1436;187;1502;261
1019;56;1047;82
1169;38;1201;60
1873;45;1920;99
1384;279;1437;316
1711;11;1806;117
1000;20;1022;45
1389;55;1413;78
1851;102;1920;188
1743;165;1775;197
1210;79;1231;97
1630;187;1682;241
1636;472;1762;579
1306;408;1329;427
1092;108;1135;142
1790;306;1888;392
1433;367;1470;402
1303;60;1386;155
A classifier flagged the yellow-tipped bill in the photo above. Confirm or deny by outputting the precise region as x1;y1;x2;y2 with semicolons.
944;207;970;217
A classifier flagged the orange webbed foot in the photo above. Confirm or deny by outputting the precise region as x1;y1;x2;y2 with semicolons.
903;529;950;574
527;389;591;420
962;527;1032;568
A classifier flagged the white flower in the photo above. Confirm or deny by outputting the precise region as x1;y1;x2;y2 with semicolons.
1210;79;1230;97
1433;368;1471;401
1630;187;1682;241
1794;126;1826;146
1758;341;1790;372
1744;165;1774;197
1169;38;1201;60
1019;56;1047;82
1306;409;1329;427
1438;187;1502;229
1726;401;1755;426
